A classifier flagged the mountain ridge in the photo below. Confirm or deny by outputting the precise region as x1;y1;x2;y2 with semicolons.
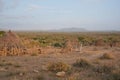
48;27;87;32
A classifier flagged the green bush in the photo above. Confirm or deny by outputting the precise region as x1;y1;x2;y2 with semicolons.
0;31;5;37
53;42;63;48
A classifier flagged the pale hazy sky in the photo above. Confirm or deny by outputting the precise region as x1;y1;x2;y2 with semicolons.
0;0;120;31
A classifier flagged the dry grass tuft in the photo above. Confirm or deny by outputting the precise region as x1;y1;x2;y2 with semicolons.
109;72;120;80
93;65;115;74
65;76;77;80
93;59;101;64
100;53;115;59
36;75;44;80
14;63;21;68
0;61;14;66
105;65;120;80
31;53;38;56
73;58;93;68
47;62;71;72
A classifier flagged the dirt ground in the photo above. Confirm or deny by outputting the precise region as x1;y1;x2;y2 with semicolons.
0;46;120;80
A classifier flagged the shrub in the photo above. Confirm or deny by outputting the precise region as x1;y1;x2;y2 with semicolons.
102;68;120;80
36;75;44;80
0;61;14;66
14;64;21;68
47;62;71;72
110;72;120;80
93;59;101;64
73;58;92;68
66;76;78;80
31;53;38;56
93;65;114;73
100;53;115;59
6;71;20;77
53;42;63;48
0;31;5;37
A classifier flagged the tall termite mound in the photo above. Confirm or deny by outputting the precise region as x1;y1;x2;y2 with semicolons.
0;30;27;56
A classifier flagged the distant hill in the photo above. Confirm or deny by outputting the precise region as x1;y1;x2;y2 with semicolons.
49;28;87;32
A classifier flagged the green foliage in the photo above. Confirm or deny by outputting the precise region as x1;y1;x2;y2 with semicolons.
32;35;65;47
18;32;120;47
0;31;5;37
103;36;120;47
78;36;97;46
53;42;64;48
78;36;85;42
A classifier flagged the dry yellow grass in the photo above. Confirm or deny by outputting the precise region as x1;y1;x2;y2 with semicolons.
73;58;93;68
47;62;71;72
100;53;115;59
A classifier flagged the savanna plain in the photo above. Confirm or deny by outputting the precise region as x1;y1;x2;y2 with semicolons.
0;31;120;80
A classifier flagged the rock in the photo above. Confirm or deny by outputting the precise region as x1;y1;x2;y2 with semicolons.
0;68;7;72
19;73;24;76
33;69;39;73
56;71;66;77
42;65;48;71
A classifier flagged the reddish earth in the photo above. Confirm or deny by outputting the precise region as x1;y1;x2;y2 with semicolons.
0;31;120;80
0;46;120;80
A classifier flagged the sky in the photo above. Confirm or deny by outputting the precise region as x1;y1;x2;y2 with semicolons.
0;0;120;31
